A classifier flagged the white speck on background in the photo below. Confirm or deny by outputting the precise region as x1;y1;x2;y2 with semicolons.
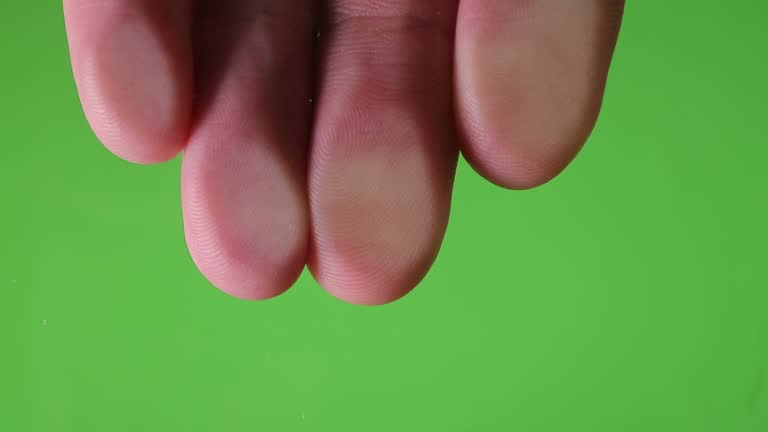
43;319;47;327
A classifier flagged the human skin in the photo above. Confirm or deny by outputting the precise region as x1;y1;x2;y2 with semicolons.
63;0;625;305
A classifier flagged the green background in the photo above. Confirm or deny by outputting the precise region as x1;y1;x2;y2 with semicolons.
2;2;767;431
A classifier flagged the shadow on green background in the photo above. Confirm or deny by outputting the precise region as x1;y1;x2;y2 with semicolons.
2;2;766;431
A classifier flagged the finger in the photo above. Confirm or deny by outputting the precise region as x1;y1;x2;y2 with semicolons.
309;1;460;305
182;1;315;300
456;0;625;189
63;0;193;164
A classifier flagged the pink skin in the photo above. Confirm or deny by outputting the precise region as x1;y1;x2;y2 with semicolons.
63;0;624;305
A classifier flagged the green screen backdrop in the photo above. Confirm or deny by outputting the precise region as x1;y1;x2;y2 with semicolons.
2;2;767;431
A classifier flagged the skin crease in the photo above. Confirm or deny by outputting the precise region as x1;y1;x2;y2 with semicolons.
63;0;625;305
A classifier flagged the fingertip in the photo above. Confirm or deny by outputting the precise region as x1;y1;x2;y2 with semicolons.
456;0;623;190
78;19;191;164
188;244;304;301
182;139;310;302
65;0;192;165
308;160;445;307
461;129;588;191
308;238;436;306
183;187;308;302
95;128;185;166
307;142;450;305
306;105;456;305
314;275;418;306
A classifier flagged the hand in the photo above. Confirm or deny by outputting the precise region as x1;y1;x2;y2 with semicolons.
64;0;624;305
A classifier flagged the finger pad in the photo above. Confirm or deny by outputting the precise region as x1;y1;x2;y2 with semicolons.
65;2;192;164
310;116;450;305
457;0;624;189
183;139;308;300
